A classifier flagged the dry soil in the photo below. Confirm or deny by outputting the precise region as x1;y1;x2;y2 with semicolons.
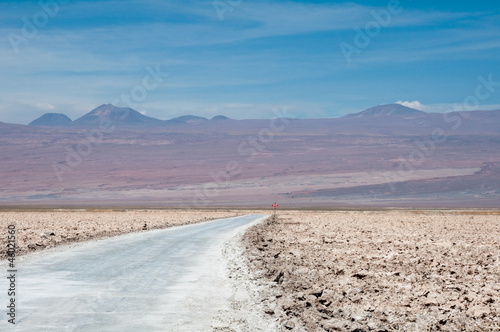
0;209;242;259
243;210;500;331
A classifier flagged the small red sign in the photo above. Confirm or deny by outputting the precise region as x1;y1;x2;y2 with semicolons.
272;202;279;209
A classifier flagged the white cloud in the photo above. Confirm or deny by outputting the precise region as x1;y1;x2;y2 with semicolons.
395;100;428;111
35;103;55;110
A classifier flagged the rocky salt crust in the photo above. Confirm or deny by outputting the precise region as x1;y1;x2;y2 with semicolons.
243;210;500;331
0;210;242;259
210;219;281;331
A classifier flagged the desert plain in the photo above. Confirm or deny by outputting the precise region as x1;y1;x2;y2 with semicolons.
244;210;500;331
2;208;499;331
2;104;500;209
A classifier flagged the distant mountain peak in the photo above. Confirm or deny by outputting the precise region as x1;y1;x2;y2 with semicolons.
73;104;162;127
167;115;208;124
211;115;230;121
82;104;131;118
88;104;116;116
29;113;72;126
345;103;426;118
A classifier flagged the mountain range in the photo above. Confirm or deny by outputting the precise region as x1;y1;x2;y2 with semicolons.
1;103;499;208
21;103;500;136
27;104;230;127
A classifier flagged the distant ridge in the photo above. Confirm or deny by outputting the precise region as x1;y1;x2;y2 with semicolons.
20;103;500;130
344;104;426;118
29;113;72;126
167;115;208;124
211;115;230;121
72;104;163;127
26;103;427;127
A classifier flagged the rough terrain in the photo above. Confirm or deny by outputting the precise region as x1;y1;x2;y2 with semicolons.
244;210;500;331
0;209;242;259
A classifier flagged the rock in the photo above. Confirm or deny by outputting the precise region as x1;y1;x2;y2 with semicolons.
423;292;445;306
309;288;324;298
367;320;383;330
322;318;345;330
283;320;295;330
273;271;284;284
305;295;317;303
467;305;491;318
352;272;368;279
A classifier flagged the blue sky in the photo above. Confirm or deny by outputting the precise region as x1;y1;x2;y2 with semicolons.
0;0;499;124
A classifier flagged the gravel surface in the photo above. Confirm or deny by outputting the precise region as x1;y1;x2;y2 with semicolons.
243;210;500;331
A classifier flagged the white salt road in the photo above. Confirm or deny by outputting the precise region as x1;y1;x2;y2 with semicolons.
0;215;269;331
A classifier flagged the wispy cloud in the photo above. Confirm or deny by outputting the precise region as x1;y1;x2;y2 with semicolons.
0;0;499;124
35;103;55;110
396;100;429;111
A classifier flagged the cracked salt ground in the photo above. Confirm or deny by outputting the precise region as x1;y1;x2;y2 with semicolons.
243;210;500;331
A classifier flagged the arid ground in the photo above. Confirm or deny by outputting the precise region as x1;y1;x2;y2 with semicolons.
2;209;499;331
0;209;243;259
244;210;500;331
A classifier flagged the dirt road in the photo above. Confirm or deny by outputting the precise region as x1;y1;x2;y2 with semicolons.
0;215;275;331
